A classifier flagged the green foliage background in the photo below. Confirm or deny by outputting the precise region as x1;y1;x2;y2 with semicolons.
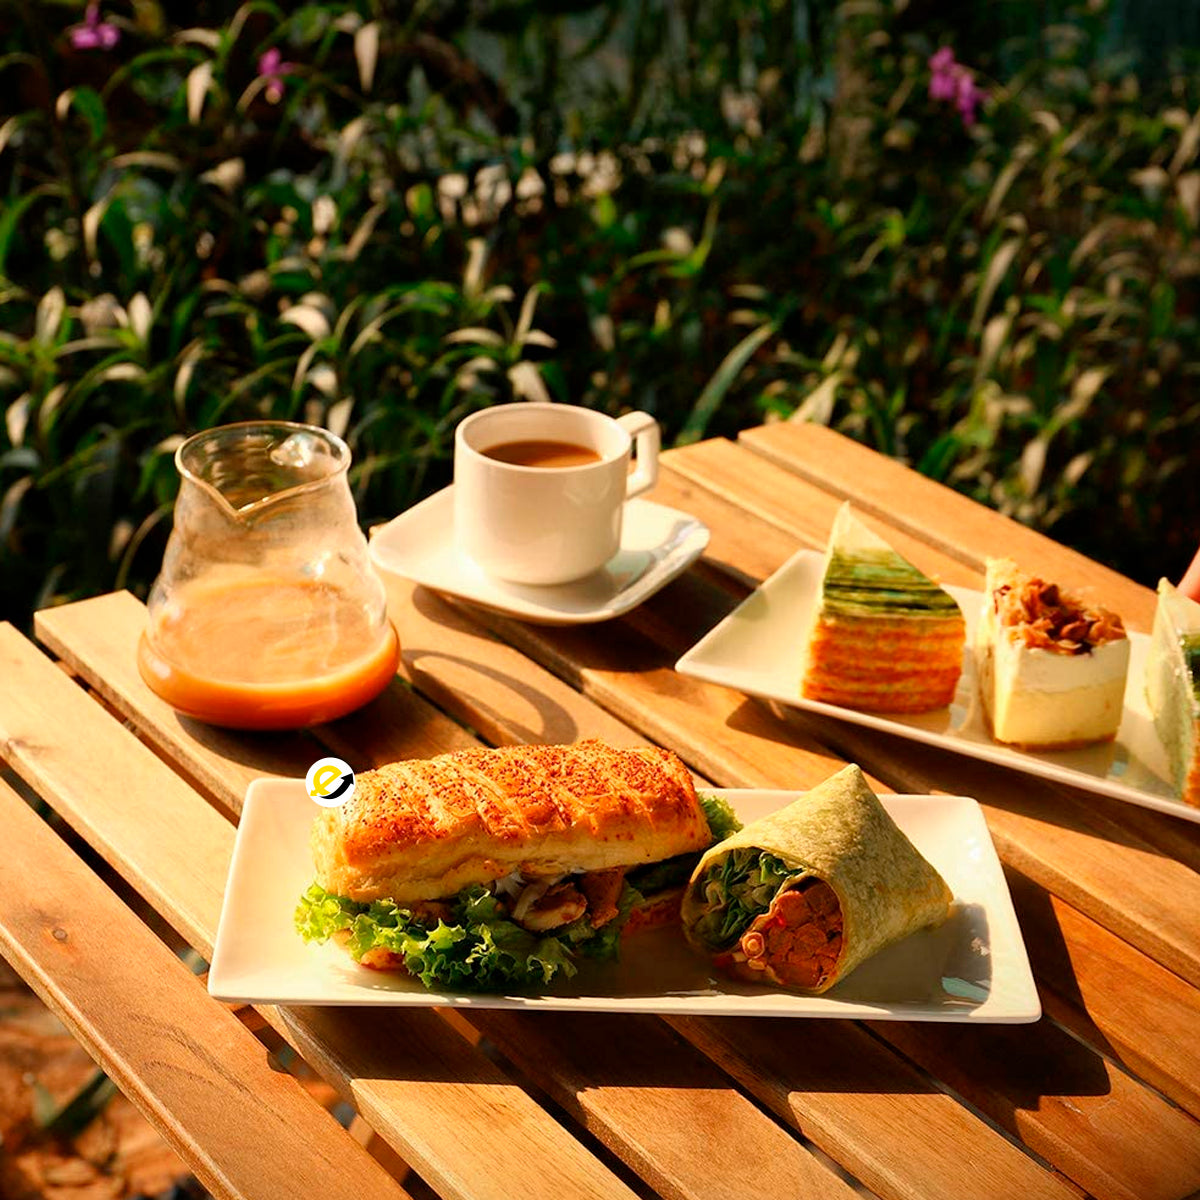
1;0;1198;626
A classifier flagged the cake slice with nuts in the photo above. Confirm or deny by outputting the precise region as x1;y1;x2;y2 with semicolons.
975;559;1129;750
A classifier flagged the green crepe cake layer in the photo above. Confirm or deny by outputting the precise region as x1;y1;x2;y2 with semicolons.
801;504;965;713
1146;579;1200;807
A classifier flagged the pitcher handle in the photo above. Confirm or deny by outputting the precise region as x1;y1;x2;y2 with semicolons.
617;412;660;499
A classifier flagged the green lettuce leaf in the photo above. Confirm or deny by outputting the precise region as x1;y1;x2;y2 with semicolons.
295;881;630;991
699;791;742;842
691;849;803;950
625;791;743;894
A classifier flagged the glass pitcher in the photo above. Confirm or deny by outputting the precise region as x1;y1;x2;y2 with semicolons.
137;421;399;730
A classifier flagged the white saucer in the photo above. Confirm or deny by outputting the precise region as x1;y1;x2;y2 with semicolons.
369;487;710;625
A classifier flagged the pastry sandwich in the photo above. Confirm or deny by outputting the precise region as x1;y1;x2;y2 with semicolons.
296;739;740;990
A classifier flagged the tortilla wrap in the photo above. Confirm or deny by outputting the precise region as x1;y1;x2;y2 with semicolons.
681;764;953;993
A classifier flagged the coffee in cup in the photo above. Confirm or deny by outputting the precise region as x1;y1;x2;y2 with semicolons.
454;402;660;585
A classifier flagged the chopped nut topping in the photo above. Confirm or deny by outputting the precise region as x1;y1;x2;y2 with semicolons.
991;563;1126;655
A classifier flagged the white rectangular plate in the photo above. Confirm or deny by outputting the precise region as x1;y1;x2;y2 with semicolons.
207;778;1039;1022
675;548;1195;822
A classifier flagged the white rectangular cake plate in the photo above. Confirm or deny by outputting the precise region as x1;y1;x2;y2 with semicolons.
675;549;1196;824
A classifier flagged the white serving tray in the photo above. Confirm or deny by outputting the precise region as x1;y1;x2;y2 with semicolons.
676;548;1193;822
208;779;1039;1023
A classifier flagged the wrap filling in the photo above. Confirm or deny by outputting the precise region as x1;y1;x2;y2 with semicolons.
690;848;845;989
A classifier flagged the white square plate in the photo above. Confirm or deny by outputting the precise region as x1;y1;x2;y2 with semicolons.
207;778;1040;1022
369;486;709;625
675;548;1194;822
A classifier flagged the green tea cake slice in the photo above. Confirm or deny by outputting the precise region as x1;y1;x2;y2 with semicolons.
801;503;965;713
1146;579;1200;806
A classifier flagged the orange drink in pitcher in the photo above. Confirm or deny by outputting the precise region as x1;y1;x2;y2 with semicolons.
138;422;399;730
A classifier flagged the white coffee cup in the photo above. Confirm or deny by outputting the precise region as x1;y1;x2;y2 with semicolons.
454;402;660;585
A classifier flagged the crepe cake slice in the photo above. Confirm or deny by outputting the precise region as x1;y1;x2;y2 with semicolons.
801;503;965;713
1146;579;1200;806
975;558;1129;750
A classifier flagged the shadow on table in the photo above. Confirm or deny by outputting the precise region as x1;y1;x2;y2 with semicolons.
402;642;587;748
725;697;1198;866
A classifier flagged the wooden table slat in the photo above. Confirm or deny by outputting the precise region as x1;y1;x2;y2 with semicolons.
736;422;1156;630
445;592;855;789
661;442;981;589
260;1004;641;1200
414;1010;862;1200
389;580;660;754
0;622;232;953
29;597;1091;1200
0;780;412;1200
649;464;822;589
870;1015;1200;1200
0;623;642;1200
1005;867;1200;1117
668;1016;1080;1200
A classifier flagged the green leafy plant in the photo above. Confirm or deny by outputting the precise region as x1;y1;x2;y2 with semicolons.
1;1;1197;627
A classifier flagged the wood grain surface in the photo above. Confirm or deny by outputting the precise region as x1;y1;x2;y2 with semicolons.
668;1015;1081;1200
0;779;411;1200
391;537;1200;1198
5;421;1199;1200
1003;866;1200;1117
13;597;1088;1200
12;605;891;1200
0;624;643;1200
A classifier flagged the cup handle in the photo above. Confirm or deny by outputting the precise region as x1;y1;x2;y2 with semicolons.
618;412;660;499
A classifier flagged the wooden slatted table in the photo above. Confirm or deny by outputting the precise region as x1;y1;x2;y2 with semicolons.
3;421;1200;1200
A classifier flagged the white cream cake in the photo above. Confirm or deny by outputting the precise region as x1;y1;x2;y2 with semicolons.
1145;579;1200;806
975;559;1129;750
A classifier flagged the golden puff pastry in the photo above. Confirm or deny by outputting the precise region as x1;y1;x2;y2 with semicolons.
310;739;710;902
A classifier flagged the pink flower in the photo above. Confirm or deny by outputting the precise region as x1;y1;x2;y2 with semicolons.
955;73;986;127
69;4;119;51
927;47;986;128
929;47;956;70
928;46;958;100
258;47;294;104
